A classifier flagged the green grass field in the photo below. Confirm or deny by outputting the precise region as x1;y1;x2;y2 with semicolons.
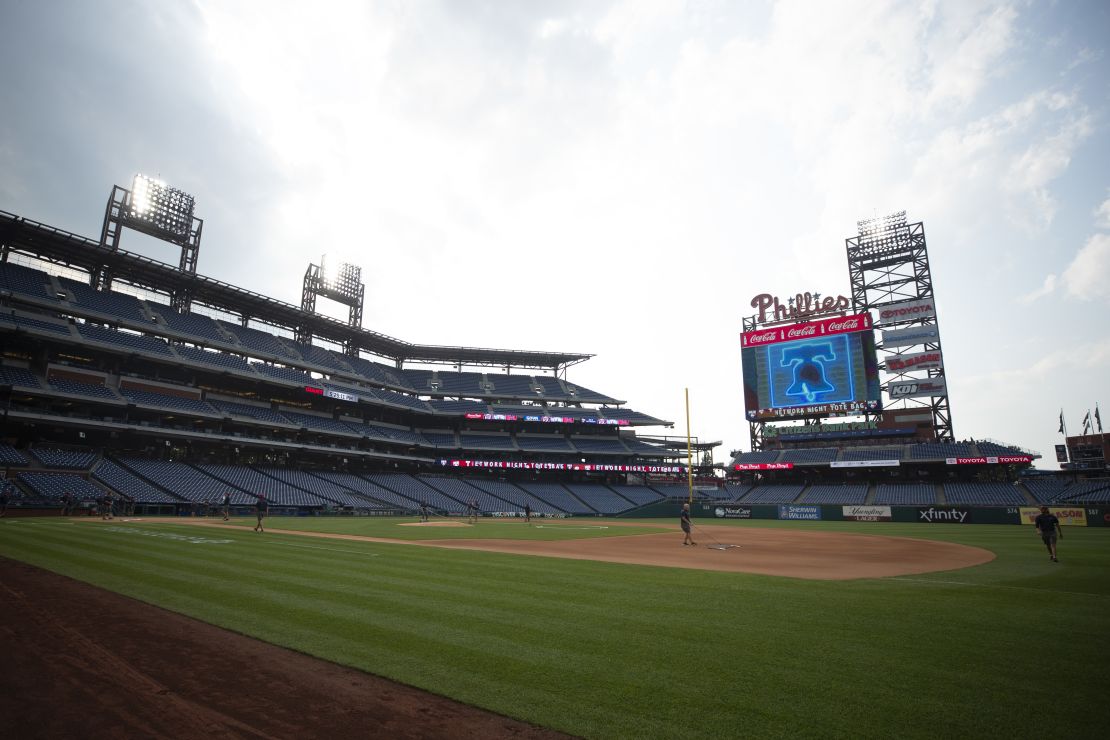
1;515;1107;739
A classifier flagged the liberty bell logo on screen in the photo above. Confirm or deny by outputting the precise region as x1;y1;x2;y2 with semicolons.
781;342;835;401
767;334;854;407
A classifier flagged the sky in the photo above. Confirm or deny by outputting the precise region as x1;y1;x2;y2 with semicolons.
1;0;1108;469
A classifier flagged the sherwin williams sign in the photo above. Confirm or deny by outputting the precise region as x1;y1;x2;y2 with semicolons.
778;505;821;520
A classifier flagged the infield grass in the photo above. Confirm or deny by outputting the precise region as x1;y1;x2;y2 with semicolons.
1;516;1107;739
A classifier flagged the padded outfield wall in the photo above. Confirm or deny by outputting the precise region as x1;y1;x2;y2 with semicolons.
623;500;1110;526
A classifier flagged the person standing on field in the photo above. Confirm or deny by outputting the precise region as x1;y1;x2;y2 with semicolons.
222;491;231;521
681;502;695;546
254;494;267;533
1035;506;1062;562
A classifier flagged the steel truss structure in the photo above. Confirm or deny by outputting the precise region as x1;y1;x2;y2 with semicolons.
846;212;952;441
0;206;591;374
96;180;203;312
298;257;365;356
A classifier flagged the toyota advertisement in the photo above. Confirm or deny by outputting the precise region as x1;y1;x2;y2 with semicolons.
742;314;882;421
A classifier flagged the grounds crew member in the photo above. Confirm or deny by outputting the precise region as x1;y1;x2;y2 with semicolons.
1034;506;1062;562
681;502;695;546
254;494;268;532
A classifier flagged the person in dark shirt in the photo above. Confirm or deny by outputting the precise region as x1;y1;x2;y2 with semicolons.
222;492;231;521
254;495;268;533
0;484;9;518
61;491;73;517
467;498;478;524
1034;506;1062;562
681;502;695;546
523;502;531;524
419;500;429;522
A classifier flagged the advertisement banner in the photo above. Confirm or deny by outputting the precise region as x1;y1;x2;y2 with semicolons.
830;460;901;468
741;313;873;348
778;504;821;520
1055;445;1068;463
888;378;948;399
881;325;940;349
1018;506;1087;526
733;462;795;471
875;298;937;326
1085;508;1110;527
916;506;971;523
884;350;943;374
713;506;753;519
945;456;1034;465
842;505;892;521
440;460;684;473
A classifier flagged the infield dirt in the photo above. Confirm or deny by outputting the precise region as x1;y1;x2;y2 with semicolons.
166;518;994;580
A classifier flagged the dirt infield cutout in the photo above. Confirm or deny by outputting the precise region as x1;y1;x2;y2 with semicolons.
154;519;994;580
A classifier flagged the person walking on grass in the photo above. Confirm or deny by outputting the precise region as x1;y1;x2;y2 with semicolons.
1035;506;1062;562
681;502;695;546
523;502;531;525
222;491;231;521
254;494;268;533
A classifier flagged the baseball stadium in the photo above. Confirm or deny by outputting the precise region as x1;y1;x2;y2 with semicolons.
1;181;1108;738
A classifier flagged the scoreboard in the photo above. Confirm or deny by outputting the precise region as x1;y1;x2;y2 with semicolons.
742;313;881;421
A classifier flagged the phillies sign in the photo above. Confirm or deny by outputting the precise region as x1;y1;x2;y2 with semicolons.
741;313;873;348
751;292;851;324
733;462;795;471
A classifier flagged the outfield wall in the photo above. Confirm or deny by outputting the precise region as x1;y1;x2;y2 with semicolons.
622;501;1110;527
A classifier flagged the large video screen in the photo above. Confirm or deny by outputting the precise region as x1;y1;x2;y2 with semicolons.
742;314;881;421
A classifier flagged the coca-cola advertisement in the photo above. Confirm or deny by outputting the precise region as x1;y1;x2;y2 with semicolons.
741;313;873;348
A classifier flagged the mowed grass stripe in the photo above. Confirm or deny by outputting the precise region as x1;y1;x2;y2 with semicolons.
1;519;1107;739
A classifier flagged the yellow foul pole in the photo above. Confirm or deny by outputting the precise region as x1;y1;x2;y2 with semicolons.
685;387;694;504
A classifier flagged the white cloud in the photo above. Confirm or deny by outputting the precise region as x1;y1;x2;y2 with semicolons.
1061;233;1110;301
1019;273;1057;303
1095;195;1110;230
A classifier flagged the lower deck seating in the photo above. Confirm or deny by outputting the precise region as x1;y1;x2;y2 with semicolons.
16;472;104;502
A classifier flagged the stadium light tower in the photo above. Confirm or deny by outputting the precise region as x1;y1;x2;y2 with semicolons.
845;211;952;442
96;174;203;310
298;254;365;356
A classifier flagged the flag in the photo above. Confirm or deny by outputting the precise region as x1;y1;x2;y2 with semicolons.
1058;410;1064;434
1082;411;1091;435
1097;405;1103;433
